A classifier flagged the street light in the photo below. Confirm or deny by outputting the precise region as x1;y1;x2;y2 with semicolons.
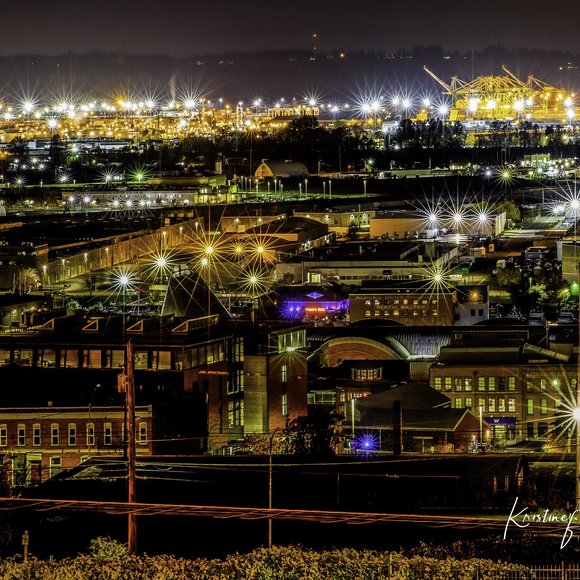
574;406;580;509
268;427;281;549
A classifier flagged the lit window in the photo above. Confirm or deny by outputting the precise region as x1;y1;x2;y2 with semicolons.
51;424;59;446
138;423;148;445
33;424;41;447
86;423;95;447
49;457;62;478
68;424;77;446
104;423;112;446
17;424;25;447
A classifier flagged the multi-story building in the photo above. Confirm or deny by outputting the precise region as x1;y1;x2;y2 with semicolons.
276;240;458;285
429;330;577;445
349;281;457;326
349;281;488;326
208;323;308;452
0;405;153;486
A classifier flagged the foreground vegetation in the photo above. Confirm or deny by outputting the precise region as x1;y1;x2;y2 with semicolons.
0;540;533;579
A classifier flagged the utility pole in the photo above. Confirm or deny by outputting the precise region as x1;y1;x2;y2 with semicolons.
268;427;280;549
126;340;137;554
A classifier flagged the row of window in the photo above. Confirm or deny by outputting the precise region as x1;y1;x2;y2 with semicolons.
277;330;306;353
453;397;558;415
0;423;148;447
364;298;435;306
454;397;517;413
0;341;228;371
435;376;576;393
435;376;516;392
228;400;244;428
364;310;438;318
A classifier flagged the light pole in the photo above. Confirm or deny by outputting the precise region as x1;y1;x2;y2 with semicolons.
268;427;281;549
574;402;580;509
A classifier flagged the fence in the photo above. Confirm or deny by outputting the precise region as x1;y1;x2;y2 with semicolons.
397;563;580;579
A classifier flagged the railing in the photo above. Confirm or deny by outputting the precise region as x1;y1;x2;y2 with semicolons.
388;563;580;579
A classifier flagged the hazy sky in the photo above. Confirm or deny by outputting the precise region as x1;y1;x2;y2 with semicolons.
0;0;579;55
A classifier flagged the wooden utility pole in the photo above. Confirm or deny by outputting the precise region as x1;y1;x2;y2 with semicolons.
126;340;137;554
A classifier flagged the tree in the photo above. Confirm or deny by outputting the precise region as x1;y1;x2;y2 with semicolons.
15;268;39;294
284;413;339;457
82;273;99;296
496;199;520;223
347;222;360;239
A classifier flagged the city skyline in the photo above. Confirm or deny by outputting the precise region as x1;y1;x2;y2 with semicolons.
0;0;579;56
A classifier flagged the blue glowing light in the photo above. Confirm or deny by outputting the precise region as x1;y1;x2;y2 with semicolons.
353;432;380;453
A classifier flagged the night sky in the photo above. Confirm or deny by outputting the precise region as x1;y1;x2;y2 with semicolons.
0;0;579;55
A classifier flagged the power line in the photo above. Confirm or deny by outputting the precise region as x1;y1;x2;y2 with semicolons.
0;496;563;535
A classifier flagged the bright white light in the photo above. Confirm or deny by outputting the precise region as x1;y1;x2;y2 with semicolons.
433;273;442;283
422;98;431;107
573;408;580;421
156;257;167;268
205;245;214;255
478;212;489;223
438;104;449;116
468;98;478;112
402;98;411;109
429;213;438;223
564;97;573;108
119;275;130;287
184;99;197;110
570;199;580;210
453;212;464;224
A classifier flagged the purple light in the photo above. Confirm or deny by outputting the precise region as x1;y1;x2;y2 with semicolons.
353;432;379;453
